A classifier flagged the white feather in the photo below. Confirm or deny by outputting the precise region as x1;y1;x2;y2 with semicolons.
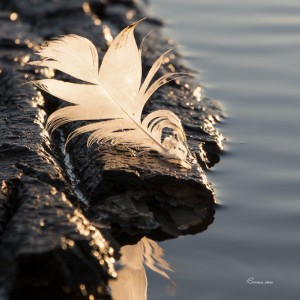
30;20;193;168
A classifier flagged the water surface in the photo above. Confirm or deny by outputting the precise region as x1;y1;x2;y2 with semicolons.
146;0;300;299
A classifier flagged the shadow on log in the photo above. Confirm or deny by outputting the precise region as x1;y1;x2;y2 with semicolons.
0;0;224;299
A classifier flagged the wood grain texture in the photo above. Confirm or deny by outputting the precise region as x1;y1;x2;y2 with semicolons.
0;0;223;298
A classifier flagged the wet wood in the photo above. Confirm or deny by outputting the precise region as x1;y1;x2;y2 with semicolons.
0;0;223;299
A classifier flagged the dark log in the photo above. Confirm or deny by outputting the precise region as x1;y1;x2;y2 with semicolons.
0;68;115;299
0;0;223;299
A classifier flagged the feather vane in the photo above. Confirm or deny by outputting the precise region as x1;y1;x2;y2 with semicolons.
30;20;194;168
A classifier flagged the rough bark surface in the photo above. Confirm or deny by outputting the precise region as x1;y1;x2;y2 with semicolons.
0;1;223;299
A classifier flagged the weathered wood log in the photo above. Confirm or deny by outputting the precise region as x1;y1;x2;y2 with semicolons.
0;68;116;299
0;0;223;298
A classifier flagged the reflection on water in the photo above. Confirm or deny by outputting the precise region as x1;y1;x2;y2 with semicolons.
104;181;216;299
109;237;174;300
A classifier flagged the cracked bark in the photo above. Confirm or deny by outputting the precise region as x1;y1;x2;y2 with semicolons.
0;1;223;299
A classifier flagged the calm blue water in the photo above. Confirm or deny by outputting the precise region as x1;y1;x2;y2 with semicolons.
147;0;300;299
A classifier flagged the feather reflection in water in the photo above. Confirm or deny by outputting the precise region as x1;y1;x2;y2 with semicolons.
109;237;175;300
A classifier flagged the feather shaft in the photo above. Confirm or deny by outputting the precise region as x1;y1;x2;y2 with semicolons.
30;20;193;167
